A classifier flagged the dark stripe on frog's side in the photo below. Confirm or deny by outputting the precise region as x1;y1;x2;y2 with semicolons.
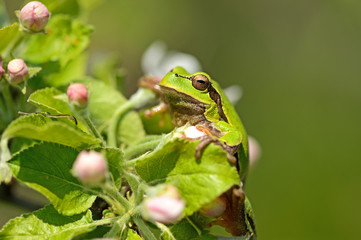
208;84;229;123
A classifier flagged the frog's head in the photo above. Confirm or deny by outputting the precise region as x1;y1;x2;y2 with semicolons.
160;66;229;125
159;66;215;105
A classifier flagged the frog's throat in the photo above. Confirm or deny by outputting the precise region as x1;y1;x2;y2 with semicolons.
160;86;208;126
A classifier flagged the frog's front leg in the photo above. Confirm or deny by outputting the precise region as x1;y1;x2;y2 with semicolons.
195;135;238;164
194;121;242;163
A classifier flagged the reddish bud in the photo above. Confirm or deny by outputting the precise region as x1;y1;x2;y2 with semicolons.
72;151;107;185
7;59;28;84
67;83;88;106
19;1;50;32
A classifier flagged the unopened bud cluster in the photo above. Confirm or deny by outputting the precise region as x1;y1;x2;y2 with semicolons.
19;1;50;32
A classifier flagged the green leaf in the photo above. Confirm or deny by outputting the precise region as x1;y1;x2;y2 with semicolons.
72;226;111;240
28;87;89;132
126;228;143;240
0;23;19;54
135;135;240;216
161;219;216;240
9;137;39;154
0;205;95;240
21;15;93;67
76;78;145;146
45;53;87;86
2;114;99;149
8;143;97;215
103;147;124;187
28;67;42;78
28;88;71;115
41;0;80;17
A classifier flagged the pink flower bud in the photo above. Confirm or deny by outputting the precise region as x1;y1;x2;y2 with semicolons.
143;186;185;224
144;195;185;224
7;59;28;84
200;196;227;218
248;136;261;169
67;83;88;106
19;1;50;32
72;151;107;185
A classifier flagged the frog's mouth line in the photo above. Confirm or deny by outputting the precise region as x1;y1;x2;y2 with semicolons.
159;85;207;105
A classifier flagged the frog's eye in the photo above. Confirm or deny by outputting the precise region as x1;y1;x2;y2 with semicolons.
191;74;210;91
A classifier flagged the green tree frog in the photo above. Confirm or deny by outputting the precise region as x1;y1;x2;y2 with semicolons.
140;66;256;238
141;66;249;178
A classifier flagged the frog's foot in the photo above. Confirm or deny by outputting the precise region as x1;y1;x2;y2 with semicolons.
144;101;168;119
138;75;163;94
195;136;237;165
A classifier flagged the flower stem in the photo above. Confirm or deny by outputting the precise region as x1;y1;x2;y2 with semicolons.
83;113;105;145
70;104;105;146
100;194;125;216
123;171;144;205
1;81;15;121
7;31;26;58
105;211;131;238
155;222;176;240
0;95;7;120
133;216;157;240
123;137;161;160
93;216;119;226
104;182;131;210
107;101;133;147
107;88;157;148
104;206;142;238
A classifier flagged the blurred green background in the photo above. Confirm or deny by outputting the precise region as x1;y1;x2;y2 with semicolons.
2;0;361;239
